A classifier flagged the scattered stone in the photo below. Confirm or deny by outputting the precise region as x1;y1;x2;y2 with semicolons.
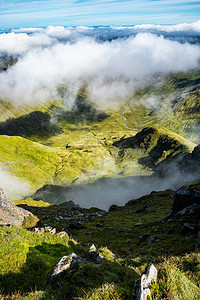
134;264;157;300
135;248;145;253
139;233;151;243
87;243;104;263
0;188;34;226
85;232;93;235
147;235;159;244
109;204;119;211
125;210;133;215
95;253;104;263
33;227;45;234
165;210;173;218
96;223;104;228
89;244;96;252
69;222;85;230
40;215;49;220
109;227;116;230
181;223;198;235
58;231;68;238
51;228;56;234
164;248;169;254
178;203;200;215
45;226;52;232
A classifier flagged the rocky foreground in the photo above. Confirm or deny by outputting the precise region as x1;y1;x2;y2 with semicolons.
0;177;200;299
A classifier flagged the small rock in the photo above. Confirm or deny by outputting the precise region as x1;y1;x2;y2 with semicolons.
87;244;104;263
33;227;45;234
165;210;173;218
178;203;200;215
166;228;174;234
135;223;143;226
45;226;52;232
95;254;104;263
69;222;85;230
181;223;198;235
58;231;68;238
51;228;56;235
147;235;159;244
139;233;151;243
96;223;104;228
47;253;86;284
109;227;116;230
85;232;93;235
89;244;96;252
125;210;133;215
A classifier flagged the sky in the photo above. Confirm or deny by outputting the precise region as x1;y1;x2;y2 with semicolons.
0;0;200;29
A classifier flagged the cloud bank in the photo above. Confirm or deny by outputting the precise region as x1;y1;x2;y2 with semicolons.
0;21;200;106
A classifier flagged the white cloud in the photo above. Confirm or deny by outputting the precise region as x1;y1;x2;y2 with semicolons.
0;24;200;106
0;32;54;55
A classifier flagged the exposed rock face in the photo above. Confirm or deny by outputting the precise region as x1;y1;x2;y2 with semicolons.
172;187;200;213
0;188;33;226
134;264;157;300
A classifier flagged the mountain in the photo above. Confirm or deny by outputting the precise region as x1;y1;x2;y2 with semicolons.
0;69;200;299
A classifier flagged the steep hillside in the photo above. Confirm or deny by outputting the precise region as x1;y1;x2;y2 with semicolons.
0;123;195;201
120;70;200;143
0;69;199;201
113;125;195;174
0;134;116;199
8;180;200;299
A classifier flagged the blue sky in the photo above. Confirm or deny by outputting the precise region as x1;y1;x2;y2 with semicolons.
0;0;200;29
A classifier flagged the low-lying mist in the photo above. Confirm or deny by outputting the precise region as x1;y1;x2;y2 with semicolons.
33;170;199;210
0;22;200;108
0;166;31;200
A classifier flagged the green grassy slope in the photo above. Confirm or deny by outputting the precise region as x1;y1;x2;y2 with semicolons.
0;70;199;198
0;226;139;299
0;122;195;200
121;70;200;143
0;134;117;199
8;183;200;299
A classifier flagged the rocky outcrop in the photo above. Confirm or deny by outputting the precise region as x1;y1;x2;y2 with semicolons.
47;253;86;284
0;188;33;226
47;244;105;284
134;264;157;300
172;187;200;213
